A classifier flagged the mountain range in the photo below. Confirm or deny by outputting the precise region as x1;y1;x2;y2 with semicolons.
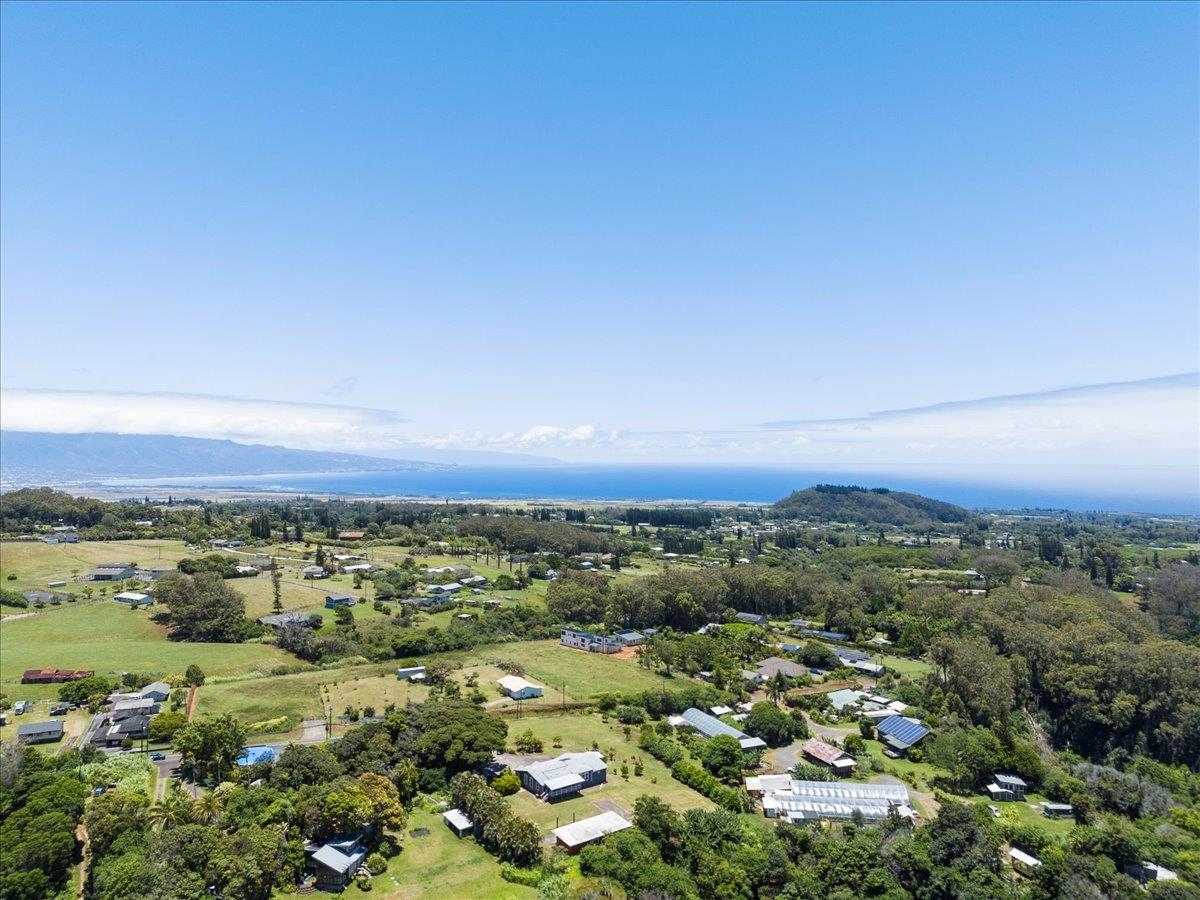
0;432;444;483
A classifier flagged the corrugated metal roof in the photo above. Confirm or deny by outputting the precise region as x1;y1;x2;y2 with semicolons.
552;811;632;848
681;707;745;739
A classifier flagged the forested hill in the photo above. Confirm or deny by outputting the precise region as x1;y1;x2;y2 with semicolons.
771;484;971;526
0;431;440;482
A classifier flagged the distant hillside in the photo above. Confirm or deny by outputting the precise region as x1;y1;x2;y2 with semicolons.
771;484;970;526
0;431;442;483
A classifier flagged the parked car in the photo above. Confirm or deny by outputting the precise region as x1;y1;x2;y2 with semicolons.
13;701;28;715
92;786;106;797
149;752;166;761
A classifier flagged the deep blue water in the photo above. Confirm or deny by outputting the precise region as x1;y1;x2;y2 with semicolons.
102;464;1200;514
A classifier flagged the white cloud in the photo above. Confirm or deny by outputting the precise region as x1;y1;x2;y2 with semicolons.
1;375;1195;472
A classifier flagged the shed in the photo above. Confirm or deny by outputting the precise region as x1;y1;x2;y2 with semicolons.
396;666;427;681
443;808;475;838
800;738;857;773
1010;847;1042;876
114;591;154;607
1042;802;1074;819
552;811;633;853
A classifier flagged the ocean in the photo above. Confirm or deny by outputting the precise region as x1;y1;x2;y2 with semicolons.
98;464;1200;514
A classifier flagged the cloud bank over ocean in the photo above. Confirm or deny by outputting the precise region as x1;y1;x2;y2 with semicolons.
4;374;1195;469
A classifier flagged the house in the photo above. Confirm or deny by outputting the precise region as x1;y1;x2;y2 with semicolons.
826;689;867;711
847;659;885;676
874;715;930;756
337;531;366;541
760;778;911;823
325;593;356;609
258;611;313;630
516;751;607;801
560;628;621;654
613;629;645;646
552;811;633;853
986;773;1027;802
800;738;857;774
1125;862;1179;885
443;808;476;838
426;582;462;597
735;612;768;626
90;564;136;582
742;669;767;684
833;648;871;664
756;657;809;680
460;575;487;587
308;836;368;891
400;595;439;608
342;563;373;574
1010;847;1042;877
113;591;154;608
110;698;159;721
140;681;171;702
17;720;64;744
21;668;94;684
302;565;329;580
796;626;850;642
136;566;173;581
396;666;427;681
679;708;767;751
93;715;151;746
1042;802;1074;819
497;674;543;700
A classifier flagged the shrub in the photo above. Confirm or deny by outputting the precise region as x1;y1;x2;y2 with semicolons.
500;864;542;887
365;853;387;875
492;769;521;796
614;704;647;725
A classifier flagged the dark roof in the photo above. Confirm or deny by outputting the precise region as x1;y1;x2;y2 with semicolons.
17;720;64;737
875;715;929;748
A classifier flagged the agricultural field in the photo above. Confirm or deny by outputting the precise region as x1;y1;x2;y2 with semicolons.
500;710;714;833
0;600;296;698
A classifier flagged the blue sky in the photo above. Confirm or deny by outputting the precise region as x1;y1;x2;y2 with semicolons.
1;2;1197;476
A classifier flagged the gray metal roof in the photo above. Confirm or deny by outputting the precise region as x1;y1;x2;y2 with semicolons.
516;751;605;786
17;720;63;737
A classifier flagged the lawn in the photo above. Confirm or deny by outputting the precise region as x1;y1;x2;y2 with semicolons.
340;807;534;900
480;640;665;701
1000;794;1078;841
0;601;296;695
502;711;714;832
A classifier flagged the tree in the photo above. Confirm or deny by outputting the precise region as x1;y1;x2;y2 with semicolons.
699;734;744;783
155;572;252;642
271;744;343;789
184;664;206;686
148;710;187;742
634;794;681;861
173;714;247;782
744;702;793;747
767;670;789;704
357;772;409;834
270;563;283;615
410;700;508;773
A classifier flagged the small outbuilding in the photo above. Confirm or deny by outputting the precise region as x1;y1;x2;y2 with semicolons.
552;811;632;853
396;666;426;681
443;808;476;838
800;738;857;774
114;591;154;608
1042;802;1074;819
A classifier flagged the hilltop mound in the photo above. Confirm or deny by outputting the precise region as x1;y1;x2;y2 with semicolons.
771;484;970;527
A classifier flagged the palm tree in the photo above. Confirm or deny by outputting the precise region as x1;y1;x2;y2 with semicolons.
149;785;194;830
190;789;225;825
768;670;789;705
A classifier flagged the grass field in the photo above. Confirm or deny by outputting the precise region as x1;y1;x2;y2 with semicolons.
501;711;714;832
347;807;535;900
480;640;665;700
0;601;296;696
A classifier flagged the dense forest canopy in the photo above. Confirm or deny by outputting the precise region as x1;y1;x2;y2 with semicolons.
772;485;972;527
